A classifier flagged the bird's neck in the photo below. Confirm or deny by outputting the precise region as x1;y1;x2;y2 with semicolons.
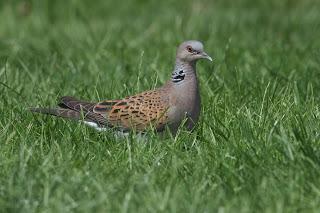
170;59;197;84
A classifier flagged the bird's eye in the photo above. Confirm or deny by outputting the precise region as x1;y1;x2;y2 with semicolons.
186;46;193;53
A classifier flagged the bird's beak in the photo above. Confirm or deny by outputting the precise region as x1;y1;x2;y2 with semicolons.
201;52;213;62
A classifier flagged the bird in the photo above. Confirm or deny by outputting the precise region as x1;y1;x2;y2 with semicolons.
30;40;212;134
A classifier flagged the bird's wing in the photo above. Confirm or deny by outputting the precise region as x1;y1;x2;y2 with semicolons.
93;90;170;131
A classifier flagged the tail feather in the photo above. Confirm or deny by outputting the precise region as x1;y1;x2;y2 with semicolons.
29;107;82;120
29;107;110;127
30;96;111;128
59;96;95;112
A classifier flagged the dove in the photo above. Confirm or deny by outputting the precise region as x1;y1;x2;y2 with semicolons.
30;40;212;134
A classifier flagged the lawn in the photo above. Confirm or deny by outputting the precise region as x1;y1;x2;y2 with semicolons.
1;0;320;212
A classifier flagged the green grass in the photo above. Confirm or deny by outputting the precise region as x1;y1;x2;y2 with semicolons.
1;0;320;212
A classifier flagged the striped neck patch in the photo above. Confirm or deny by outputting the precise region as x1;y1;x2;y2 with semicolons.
171;70;185;83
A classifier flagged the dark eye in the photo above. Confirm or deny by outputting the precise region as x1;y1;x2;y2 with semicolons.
186;46;193;53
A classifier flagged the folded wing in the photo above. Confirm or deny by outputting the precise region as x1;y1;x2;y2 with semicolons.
93;90;170;131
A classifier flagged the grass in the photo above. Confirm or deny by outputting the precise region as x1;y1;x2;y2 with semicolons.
1;0;320;212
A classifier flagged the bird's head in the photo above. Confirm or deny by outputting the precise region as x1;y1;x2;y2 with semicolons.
176;40;212;63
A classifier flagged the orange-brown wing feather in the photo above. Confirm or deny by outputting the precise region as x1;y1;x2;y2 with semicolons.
93;90;169;131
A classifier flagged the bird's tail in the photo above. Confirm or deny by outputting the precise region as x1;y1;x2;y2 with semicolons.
30;96;109;127
29;107;82;120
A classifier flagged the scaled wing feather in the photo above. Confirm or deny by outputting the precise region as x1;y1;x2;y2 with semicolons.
93;90;170;131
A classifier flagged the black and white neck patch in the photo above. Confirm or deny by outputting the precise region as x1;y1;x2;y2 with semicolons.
171;70;185;83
